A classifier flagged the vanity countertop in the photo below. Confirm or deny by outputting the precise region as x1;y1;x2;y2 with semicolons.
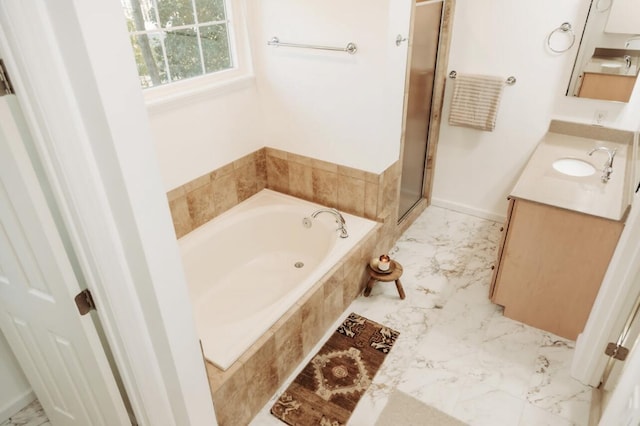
510;129;634;221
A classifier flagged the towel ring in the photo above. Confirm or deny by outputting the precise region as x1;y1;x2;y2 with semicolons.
547;22;575;53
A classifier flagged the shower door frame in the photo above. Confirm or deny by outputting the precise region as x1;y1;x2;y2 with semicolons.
397;0;456;224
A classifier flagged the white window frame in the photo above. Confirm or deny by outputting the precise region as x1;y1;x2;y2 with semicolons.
141;0;254;111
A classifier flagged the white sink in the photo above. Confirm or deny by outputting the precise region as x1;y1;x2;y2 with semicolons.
552;158;596;177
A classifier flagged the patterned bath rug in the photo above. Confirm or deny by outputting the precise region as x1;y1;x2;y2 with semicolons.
271;312;400;426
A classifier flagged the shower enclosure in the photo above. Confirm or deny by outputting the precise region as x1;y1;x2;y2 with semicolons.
398;1;443;219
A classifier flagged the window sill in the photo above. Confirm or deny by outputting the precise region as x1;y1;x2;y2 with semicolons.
145;73;256;115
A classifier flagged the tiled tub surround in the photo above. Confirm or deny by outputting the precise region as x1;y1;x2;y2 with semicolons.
167;148;424;425
204;224;380;425
166;147;410;251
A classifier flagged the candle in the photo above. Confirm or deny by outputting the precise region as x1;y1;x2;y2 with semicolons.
378;254;390;271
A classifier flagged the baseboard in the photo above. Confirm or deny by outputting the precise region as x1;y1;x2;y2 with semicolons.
430;197;506;223
0;390;36;423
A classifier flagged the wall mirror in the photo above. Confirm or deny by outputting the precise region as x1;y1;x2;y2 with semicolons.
567;0;640;103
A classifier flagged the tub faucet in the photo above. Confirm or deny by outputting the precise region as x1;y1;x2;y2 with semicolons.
311;208;349;238
588;146;617;183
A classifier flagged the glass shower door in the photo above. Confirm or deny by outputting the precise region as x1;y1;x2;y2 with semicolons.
398;1;443;219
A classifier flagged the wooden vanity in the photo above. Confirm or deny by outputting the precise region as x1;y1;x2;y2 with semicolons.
490;121;635;340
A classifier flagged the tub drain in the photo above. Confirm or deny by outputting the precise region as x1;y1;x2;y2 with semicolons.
294;262;304;268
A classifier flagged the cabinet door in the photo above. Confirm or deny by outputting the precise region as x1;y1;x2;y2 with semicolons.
492;199;623;340
489;198;514;300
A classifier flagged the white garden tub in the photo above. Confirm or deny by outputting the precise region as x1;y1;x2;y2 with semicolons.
179;189;376;370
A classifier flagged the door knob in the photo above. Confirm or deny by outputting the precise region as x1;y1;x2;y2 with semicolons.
395;35;407;46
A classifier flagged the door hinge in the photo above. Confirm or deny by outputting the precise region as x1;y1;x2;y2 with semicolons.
605;342;630;361
0;59;14;96
74;289;96;315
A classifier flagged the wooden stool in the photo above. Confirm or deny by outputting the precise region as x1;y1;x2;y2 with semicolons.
364;260;405;299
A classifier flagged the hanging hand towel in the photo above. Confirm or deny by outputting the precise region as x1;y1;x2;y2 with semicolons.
448;74;505;132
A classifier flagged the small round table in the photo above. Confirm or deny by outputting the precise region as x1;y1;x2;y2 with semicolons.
364;260;405;300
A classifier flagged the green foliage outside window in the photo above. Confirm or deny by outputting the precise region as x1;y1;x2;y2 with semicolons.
123;0;232;88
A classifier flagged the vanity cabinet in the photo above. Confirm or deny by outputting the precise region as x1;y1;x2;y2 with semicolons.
490;198;624;340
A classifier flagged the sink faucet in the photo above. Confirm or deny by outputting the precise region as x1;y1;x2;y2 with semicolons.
588;146;617;183
624;55;632;69
311;208;348;238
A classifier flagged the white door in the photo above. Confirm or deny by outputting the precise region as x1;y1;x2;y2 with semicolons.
0;95;130;425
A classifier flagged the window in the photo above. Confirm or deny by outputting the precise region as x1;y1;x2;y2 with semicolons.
121;0;235;89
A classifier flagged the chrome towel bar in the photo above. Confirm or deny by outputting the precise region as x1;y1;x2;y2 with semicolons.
267;36;358;55
448;70;516;85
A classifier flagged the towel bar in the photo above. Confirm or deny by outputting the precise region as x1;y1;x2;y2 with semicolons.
267;37;358;55
448;71;516;85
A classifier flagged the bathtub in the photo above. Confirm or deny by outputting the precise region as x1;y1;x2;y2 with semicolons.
179;189;376;370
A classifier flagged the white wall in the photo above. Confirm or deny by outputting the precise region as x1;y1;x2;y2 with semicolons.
0;331;33;422
148;81;265;191
250;0;412;175
432;0;640;221
150;0;412;190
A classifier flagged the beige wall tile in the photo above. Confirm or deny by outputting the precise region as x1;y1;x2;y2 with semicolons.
187;183;216;228
255;148;267;190
211;363;251;426
300;284;326;355
234;160;258;203
184;174;211;193
167;186;186;202
337;174;365;217
233;150;257;169
242;334;279;415
206;359;244;395
273;309;303;383
288;162;313;201
364;181;379;220
210;163;234;180
343;263;367;306
311;158;338;173
312;168;338;208
323;273;344;329
212;173;239;216
288;152;313;166
364;171;379;184
265;147;288;160
168;196;193;238
338;165;366;180
266;154;289;193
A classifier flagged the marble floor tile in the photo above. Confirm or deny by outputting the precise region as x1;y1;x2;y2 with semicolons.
526;335;592;425
0;400;50;426
251;206;593;426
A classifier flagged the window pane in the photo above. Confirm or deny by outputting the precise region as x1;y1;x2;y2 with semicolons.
200;24;232;73
195;0;226;23
165;28;203;82
129;33;169;88
121;0;159;30
157;0;195;27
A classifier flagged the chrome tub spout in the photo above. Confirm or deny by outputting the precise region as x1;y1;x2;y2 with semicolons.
311;208;349;238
